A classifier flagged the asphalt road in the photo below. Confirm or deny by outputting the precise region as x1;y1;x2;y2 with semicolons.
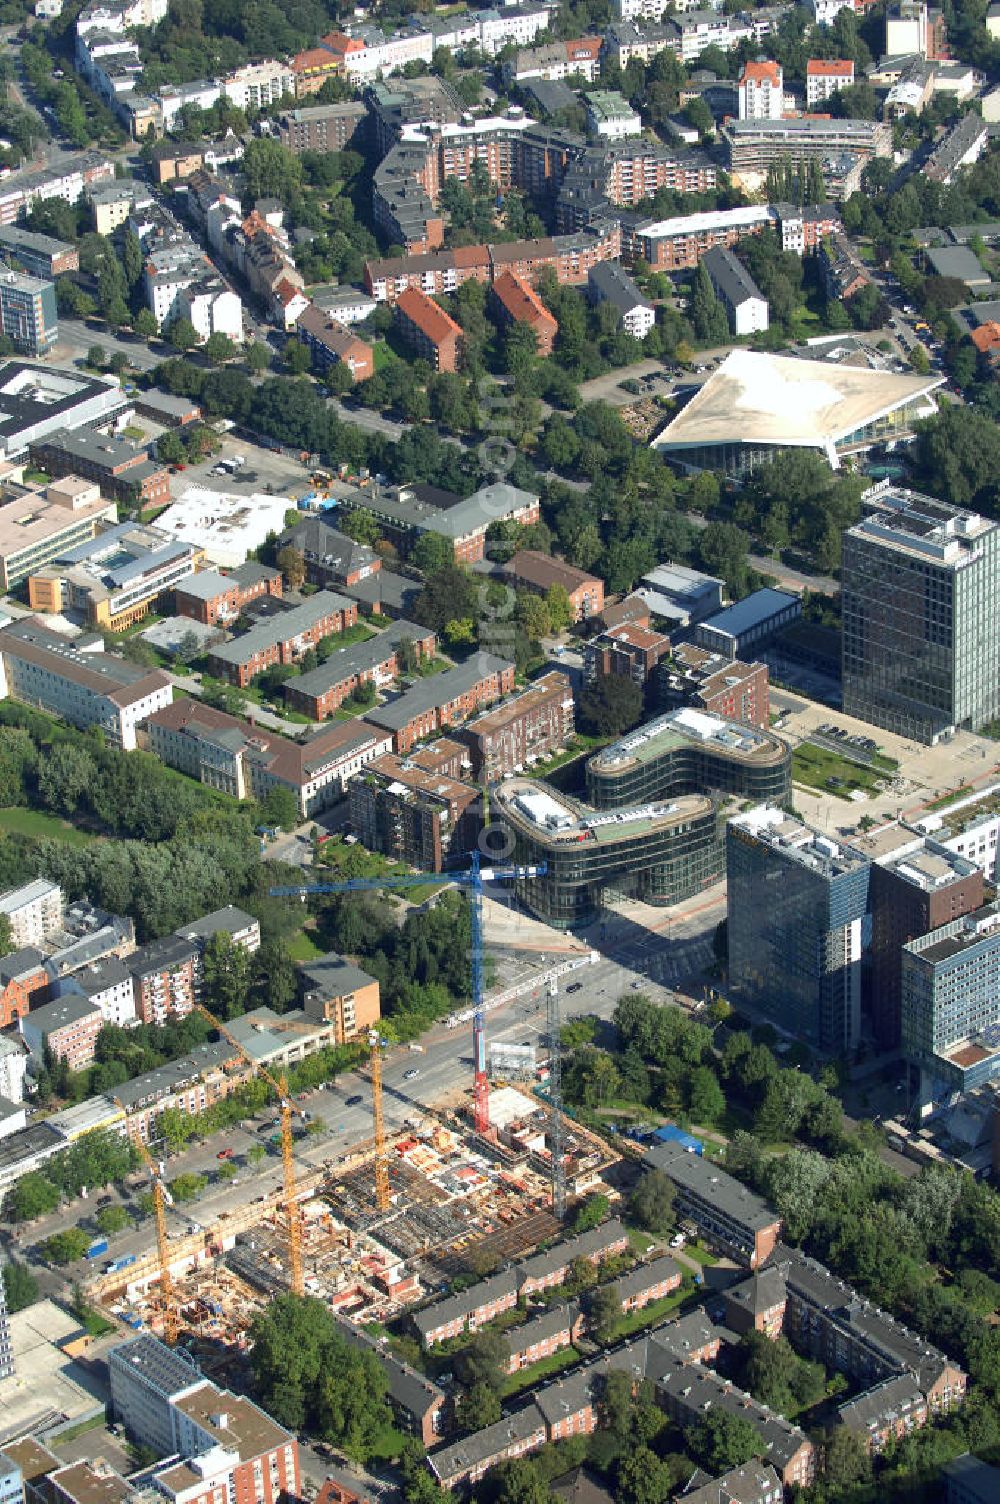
53;320;163;372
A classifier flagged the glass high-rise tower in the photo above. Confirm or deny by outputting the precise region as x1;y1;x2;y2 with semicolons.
842;484;1000;744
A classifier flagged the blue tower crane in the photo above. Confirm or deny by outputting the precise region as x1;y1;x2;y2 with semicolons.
270;850;545;1134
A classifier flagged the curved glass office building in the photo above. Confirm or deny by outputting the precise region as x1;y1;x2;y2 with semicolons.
493;781;722;928
586;706;791;811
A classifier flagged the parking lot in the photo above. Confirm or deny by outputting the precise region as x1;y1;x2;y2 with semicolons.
162;433;314;506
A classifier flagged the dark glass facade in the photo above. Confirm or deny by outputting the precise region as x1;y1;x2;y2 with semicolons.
842;489;1000;743
726;814;871;1052
586;712;791;811
494;784;723;929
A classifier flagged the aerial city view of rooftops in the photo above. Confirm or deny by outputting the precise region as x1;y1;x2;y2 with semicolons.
0;1;997;1503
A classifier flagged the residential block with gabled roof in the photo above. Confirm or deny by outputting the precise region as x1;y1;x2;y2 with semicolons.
490;271;558;356
283;619;438;719
206;589;357;687
394;286;462;371
143;699;392;817
366;653;516;753
508;550;604;620
337;479;540;565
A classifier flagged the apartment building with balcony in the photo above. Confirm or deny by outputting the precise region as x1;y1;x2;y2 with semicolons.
644;1141;782;1267
349;754;481;872
0;949;48;1030
0;879;62;949
20;994;104;1071
455;671;575;782
299;952;381;1044
127;936;199;1025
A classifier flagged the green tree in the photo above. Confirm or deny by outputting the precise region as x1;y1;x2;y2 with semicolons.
169;318;200;352
95;1204;130;1236
277;545;306;589
169;1173;207;1202
246;342;270;375
688;1410;764;1472
573;1193;610;1233
455;1381;501;1432
412;533;455;576
616;1445;674;1504
255;937;298;1013
588;1282;622;1345
0;915;13;960
456;1324;508;1393
285;341;312;376
260;786;299;832
821;1428;872;1493
204;333;237;366
37;741;96;817
133;308;158;341
242;139;303;203
577;675;643;737
8;1172;60;1221
628;1170;676;1234
340;510;381;547
122;227;143;291
44;1227;91;1265
688;1066;725;1126
2;1260;38;1312
202;932;253;1020
250;1294;391;1459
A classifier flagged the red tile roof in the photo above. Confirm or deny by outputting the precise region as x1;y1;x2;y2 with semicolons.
806;57;855;75
491;271;558;334
395;286;462;345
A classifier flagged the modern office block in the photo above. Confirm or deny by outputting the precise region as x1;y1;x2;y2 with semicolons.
868;838;983;1049
842;483;1000;743
727;806;870;1051
586;705;791;810
902;904;1000;1105
0;267;57;355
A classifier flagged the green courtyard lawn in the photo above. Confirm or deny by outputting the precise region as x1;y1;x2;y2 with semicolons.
792;743;887;797
501;1344;582;1397
0;807;97;847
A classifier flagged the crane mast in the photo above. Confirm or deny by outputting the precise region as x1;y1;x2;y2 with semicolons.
369;1029;390;1213
195;1006;304;1297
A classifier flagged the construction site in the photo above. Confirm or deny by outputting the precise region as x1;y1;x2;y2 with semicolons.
84;1074;615;1374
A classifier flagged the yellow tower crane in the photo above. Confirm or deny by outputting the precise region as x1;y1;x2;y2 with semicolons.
368;1028;389;1213
114;1101;178;1345
246;1014;390;1214
195;1005;304;1298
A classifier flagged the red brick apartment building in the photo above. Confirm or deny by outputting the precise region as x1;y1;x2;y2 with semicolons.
490;272;558;356
127;936;199;1025
504;1305;584;1374
284;621;437;719
605;1254;682;1313
393;287;462;371
456;670;575;781
508;550;604;621
0;947;48;1028
174;563;282;627
367;654;516;754
655;643;770;728
206;590;357;688
585;622;672;689
297;303;375;382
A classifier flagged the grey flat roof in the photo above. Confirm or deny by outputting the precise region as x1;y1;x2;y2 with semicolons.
645;1142;779;1232
22;994;101;1034
698;588;800;639
366;654;514;730
108;1333;204;1398
300;950;376;998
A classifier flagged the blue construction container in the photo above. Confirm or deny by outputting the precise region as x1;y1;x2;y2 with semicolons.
86;1238;109;1259
653;1124;704;1155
